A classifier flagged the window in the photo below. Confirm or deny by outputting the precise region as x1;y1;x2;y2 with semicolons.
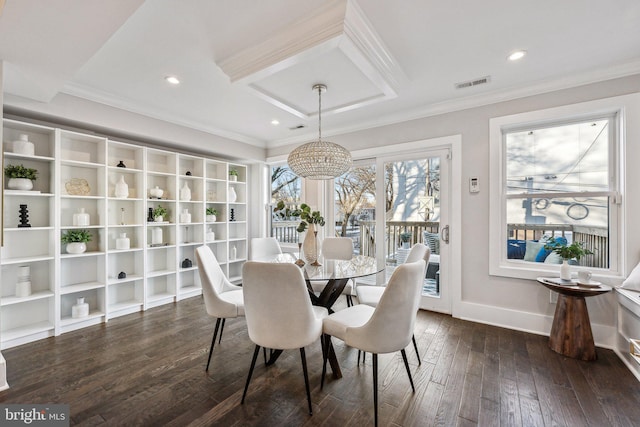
270;165;301;244
490;100;623;279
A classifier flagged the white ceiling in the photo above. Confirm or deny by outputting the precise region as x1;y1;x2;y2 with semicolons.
1;0;639;149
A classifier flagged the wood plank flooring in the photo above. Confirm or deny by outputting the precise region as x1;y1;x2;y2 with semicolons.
1;296;639;426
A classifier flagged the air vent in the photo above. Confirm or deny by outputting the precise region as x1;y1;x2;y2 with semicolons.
454;76;491;90
289;124;306;130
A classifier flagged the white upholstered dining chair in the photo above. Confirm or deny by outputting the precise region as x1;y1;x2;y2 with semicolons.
356;243;430;364
321;259;425;427
195;245;244;372
312;237;356;305
241;261;328;415
249;237;282;260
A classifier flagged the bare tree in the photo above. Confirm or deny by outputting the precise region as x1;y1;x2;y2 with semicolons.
271;166;300;202
335;166;376;236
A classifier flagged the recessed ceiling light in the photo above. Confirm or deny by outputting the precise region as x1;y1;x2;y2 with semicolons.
271;119;280;126
165;76;180;85
508;50;527;61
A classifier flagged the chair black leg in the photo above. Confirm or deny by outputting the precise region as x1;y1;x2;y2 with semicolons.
412;334;421;365
373;353;378;427
241;344;261;404
321;335;330;390
346;295;352;307
400;349;415;392
357;350;361;365
263;347;267;365
218;318;226;344
205;318;221;371
300;347;313;415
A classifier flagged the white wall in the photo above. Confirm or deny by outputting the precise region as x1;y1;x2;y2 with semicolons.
269;73;640;347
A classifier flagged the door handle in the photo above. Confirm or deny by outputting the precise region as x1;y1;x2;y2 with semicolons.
441;225;450;244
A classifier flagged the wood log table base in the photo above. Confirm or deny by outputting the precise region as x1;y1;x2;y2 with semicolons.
549;294;596;361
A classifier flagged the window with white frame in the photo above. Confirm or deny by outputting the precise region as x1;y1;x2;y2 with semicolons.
490;101;622;279
270;164;302;244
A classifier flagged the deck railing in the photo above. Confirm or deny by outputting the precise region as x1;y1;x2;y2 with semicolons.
507;223;608;268
272;220;608;268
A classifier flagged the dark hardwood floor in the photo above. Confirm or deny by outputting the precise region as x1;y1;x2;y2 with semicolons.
1;296;639;426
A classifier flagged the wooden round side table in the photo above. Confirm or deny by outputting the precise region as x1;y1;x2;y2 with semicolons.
537;277;612;361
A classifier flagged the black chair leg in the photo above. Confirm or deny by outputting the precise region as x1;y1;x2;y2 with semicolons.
263;347;267;365
400;349;415;392
300;347;313;415
357;349;361;365
412;334;421;365
373;353;378;427
346;295;352;307
218;318;226;344
205;318;221;371
241;344;261;404
321;335;330;390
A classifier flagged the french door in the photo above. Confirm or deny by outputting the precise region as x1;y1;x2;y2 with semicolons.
376;149;451;313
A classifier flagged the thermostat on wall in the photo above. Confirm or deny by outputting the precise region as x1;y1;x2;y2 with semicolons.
469;177;480;193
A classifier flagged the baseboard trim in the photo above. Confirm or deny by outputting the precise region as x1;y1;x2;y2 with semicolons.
454;301;616;349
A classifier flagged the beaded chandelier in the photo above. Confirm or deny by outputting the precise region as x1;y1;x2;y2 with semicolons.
287;84;352;180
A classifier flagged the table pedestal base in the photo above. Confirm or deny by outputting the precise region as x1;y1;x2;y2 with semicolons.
549;294;596;361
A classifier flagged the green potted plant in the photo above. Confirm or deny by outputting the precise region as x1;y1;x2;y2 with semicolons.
152;205;168;222
61;229;92;254
206;207;218;222
229;169;238;181
399;232;412;248
275;201;325;265
4;164;38;191
544;239;592;280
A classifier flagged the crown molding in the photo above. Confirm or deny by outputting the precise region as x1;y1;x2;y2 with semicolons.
268;59;640;148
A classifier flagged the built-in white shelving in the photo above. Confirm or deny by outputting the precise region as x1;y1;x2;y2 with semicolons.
1;119;248;348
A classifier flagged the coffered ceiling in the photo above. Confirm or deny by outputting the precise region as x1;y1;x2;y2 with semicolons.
1;0;639;149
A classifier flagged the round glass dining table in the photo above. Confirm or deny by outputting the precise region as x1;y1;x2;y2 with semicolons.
259;253;382;311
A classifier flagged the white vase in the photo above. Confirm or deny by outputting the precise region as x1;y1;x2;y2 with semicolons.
149;186;163;198
66;242;87;254
180;182;191;201
206;214;216;222
180;209;192;223
229;175;237;182
12;134;35;156
72;297;89;318
560;259;571;281
116;233;130;250
206;228;215;242
154;215;163;223
303;224;320;266
7;178;33;191
231;245;237;260
151;227;163;245
115;175;129;198
15;265;32;298
72;208;90;226
228;187;237;203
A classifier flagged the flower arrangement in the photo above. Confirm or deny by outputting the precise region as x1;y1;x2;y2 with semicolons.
399;232;412;243
274;201;324;233
61;229;92;243
543;239;592;260
206;207;218;216
229;169;238;177
4;164;38;180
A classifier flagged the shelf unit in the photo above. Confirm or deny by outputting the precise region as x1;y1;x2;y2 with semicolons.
0;119;248;348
